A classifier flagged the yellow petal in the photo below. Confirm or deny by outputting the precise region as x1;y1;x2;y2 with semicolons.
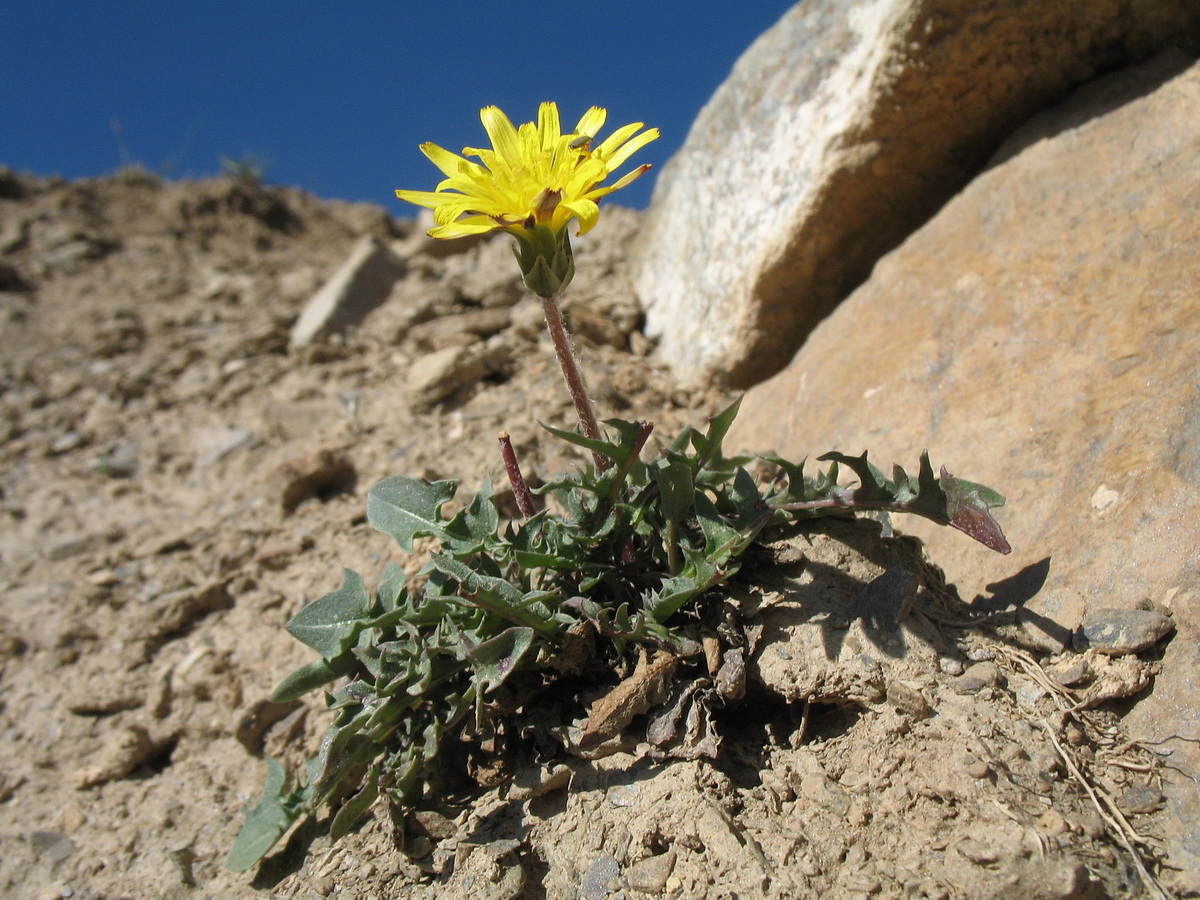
393;188;445;209
538;101;561;152
480;106;521;164
416;142;473;181
591;163;652;197
573;106;607;138
560;198;600;235
430;216;498;239
602;127;660;172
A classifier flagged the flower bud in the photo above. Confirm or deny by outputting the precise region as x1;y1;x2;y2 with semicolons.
512;223;575;298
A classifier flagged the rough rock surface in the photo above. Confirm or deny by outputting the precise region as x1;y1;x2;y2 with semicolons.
731;54;1200;871
634;0;1200;387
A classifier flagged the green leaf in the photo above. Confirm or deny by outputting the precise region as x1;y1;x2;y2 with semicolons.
690;396;742;470
727;466;767;530
764;455;810;504
226;759;299;872
443;477;499;556
458;626;535;693
694;491;741;558
538;420;618;460
272;655;356;702
817;451;891;502
309;705;375;807
329;765;381;842
376;562;407;612
286;569;373;660
367;476;457;552
428;555;559;632
653;458;694;527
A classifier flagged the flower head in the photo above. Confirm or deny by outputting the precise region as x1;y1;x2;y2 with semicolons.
395;102;659;242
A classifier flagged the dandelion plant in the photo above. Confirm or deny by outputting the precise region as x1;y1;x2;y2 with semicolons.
227;102;1009;873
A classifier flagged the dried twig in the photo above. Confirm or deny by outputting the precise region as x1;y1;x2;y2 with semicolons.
1038;719;1166;900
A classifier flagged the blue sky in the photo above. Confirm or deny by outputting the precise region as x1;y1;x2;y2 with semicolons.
2;2;794;215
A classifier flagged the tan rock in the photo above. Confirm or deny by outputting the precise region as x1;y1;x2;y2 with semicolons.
730;56;1200;869
634;1;1200;387
290;236;406;349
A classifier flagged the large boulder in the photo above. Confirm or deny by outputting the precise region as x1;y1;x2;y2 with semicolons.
634;0;1200;388
729;54;1200;870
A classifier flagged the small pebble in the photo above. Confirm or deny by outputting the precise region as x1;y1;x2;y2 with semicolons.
1116;785;1162;815
1047;656;1091;687
1074;607;1174;655
939;657;965;676
1037;808;1069;838
1014;678;1047;709
29;831;77;864
956;838;999;864
964;758;991;779
625;851;675;894
954;662;999;694
581;854;621;900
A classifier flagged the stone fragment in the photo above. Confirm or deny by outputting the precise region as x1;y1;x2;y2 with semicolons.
954;662;1000;695
1117;785;1163;815
407;809;457;840
406;341;510;411
887;680;932;720
99;440;140;478
275;449;357;513
636;2;1200;387
73;724;171;788
194;426;257;468
290;236;406;349
581;854;621;900
626;851;676;894
1076;656;1153;707
507;763;572;802
1046;656;1092;688
28;830;77;864
1073;607;1175;655
955;838;999;866
405;307;512;351
964;758;991;780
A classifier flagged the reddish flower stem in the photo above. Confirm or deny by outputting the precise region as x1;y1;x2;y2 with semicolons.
498;432;537;519
541;295;610;471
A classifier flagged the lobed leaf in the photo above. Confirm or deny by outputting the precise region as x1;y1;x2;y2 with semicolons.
458;626;535;693
367;476;457;551
443;476;499;556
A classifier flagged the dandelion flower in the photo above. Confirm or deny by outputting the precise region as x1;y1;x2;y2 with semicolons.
395;102;659;241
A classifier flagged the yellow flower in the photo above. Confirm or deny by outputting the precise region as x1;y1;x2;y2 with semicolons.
395;102;659;241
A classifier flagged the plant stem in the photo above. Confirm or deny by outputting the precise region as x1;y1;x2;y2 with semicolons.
498;432;537;519
541;295;609;471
